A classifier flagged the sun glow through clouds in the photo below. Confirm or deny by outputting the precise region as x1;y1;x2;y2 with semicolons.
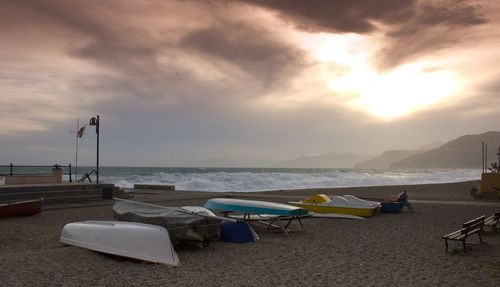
329;63;458;119
298;33;459;119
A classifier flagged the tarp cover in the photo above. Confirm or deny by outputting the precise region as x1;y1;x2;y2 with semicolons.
113;200;220;246
220;222;259;243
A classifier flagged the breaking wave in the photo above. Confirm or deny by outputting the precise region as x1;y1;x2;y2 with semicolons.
95;167;480;192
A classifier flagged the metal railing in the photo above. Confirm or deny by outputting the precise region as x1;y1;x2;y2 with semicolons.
0;163;72;182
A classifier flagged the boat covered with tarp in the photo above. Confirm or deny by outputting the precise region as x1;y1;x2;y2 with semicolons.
112;200;221;247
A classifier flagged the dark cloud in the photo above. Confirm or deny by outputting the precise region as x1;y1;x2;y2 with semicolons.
0;0;498;166
240;0;488;68
0;0;109;38
0;0;309;102
180;20;306;89
3;0;487;99
377;0;488;68
241;0;416;33
417;1;487;26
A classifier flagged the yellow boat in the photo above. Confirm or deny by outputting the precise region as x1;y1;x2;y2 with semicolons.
289;194;377;217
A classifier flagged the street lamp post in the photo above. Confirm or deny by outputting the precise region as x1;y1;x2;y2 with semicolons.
89;115;100;184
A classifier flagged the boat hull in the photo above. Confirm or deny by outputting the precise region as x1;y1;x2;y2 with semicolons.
0;198;43;218
113;200;221;247
204;198;309;216
380;202;403;213
289;202;376;217
60;221;180;266
310;213;365;220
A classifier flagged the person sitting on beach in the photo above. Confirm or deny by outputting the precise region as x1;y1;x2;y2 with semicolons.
397;190;414;212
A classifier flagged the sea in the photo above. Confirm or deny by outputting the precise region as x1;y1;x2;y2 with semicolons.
0;166;479;192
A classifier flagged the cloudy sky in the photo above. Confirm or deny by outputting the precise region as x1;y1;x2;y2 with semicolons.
1;0;499;167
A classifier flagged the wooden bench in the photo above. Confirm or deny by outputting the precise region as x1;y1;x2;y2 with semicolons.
442;215;486;253
484;212;500;232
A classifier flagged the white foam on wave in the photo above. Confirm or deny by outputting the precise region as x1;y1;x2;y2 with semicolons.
101;168;481;192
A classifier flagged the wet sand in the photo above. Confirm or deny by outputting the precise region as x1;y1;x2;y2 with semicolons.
1;180;500;286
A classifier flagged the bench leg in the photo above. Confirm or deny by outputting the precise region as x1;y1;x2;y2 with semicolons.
462;240;467;253
444;239;449;252
478;232;483;245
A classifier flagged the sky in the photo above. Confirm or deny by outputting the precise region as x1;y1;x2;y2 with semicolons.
1;0;499;167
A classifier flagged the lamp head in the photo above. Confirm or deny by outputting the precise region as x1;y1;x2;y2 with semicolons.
89;117;98;126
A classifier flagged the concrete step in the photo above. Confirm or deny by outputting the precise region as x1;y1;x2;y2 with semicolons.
111;186;131;199
0;189;102;202
43;195;104;204
134;184;175;191
0;183;114;194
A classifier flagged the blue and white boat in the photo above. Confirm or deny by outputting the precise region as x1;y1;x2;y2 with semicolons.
204;198;310;237
203;198;309;216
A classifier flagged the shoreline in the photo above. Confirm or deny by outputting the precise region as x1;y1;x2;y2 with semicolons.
163;180;483;202
256;180;482;201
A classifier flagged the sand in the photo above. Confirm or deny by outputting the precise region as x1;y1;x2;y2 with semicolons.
1;180;500;287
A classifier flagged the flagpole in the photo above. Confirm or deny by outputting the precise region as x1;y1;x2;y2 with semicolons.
75;118;79;182
89;115;100;184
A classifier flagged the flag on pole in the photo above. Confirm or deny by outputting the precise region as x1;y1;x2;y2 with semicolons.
77;126;86;138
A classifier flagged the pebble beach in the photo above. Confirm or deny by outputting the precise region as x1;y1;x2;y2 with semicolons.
1;180;500;287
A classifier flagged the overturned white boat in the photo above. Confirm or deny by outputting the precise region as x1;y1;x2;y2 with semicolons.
60;221;180;266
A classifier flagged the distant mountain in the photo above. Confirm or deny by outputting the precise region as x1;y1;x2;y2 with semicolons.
354;150;425;169
176;158;275;168
277;152;372;168
354;141;445;169
391;131;500;169
416;141;443;150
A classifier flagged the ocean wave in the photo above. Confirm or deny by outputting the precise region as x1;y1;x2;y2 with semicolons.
98;168;480;192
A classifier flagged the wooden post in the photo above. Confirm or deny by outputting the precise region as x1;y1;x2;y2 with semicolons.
482;142;485;173
486;144;488;171
497;146;500;173
69;164;72;183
